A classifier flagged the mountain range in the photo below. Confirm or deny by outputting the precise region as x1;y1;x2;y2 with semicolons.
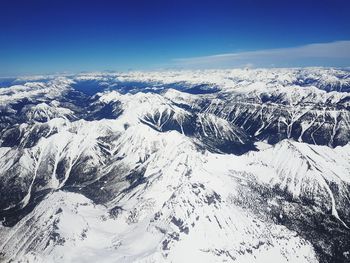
0;68;349;263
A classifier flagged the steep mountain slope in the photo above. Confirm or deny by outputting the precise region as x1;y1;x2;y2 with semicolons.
0;68;349;263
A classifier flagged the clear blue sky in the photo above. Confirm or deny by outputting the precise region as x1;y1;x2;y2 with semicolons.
1;0;350;76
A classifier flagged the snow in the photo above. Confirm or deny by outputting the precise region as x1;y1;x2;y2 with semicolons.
0;77;72;105
0;68;349;262
3;132;348;262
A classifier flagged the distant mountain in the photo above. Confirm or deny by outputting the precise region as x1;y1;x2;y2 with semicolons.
0;68;349;263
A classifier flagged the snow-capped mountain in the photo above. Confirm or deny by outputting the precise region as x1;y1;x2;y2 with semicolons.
0;68;349;263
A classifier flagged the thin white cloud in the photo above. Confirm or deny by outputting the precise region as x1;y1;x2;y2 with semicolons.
173;40;350;68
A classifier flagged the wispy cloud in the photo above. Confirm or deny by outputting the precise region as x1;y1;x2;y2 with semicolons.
173;40;350;68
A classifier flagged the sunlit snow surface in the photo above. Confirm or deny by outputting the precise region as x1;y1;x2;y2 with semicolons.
0;68;350;263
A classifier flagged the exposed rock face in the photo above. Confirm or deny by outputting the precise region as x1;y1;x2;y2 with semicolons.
0;68;349;263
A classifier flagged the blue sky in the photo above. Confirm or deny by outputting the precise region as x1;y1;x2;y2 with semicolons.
1;0;350;76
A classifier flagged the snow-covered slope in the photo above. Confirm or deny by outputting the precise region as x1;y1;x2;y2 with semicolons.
0;68;349;263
